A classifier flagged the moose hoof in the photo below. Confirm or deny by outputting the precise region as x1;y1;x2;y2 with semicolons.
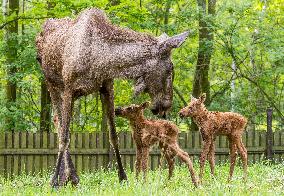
118;170;128;183
70;171;80;186
50;175;59;189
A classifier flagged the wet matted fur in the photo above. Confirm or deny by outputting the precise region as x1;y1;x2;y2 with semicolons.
179;93;248;183
115;102;198;187
36;8;190;187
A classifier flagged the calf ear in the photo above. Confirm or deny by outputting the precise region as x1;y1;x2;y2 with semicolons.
199;93;206;103
159;31;190;51
141;101;150;109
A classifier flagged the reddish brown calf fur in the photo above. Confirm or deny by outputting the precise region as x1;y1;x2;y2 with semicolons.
179;93;248;182
115;102;198;187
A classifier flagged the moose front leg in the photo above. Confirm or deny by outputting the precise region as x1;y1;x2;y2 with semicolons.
50;90;79;187
100;80;127;182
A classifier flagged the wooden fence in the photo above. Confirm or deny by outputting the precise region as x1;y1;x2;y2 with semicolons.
0;130;284;177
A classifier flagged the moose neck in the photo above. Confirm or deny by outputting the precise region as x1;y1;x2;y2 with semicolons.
109;42;158;79
129;113;147;129
192;107;209;126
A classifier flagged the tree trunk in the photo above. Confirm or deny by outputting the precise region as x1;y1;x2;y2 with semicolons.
4;0;19;131
109;0;120;6
39;1;54;132
40;81;51;132
191;0;216;131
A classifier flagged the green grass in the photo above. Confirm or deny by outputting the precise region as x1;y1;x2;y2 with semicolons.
0;162;283;196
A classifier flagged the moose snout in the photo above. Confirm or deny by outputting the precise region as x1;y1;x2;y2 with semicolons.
179;111;185;118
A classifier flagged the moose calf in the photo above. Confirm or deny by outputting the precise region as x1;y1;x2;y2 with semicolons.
115;102;198;187
179;93;248;182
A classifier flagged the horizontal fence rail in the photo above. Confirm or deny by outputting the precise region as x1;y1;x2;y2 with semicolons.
0;130;284;177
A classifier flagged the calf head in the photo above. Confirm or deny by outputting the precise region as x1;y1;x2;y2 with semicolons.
115;102;150;120
134;31;190;117
179;93;206;118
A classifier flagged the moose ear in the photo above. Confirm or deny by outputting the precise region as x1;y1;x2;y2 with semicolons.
141;101;150;109
134;77;146;96
190;94;197;101
157;32;170;42
159;31;190;50
199;93;206;103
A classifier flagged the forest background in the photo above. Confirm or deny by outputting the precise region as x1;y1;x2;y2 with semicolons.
0;0;283;133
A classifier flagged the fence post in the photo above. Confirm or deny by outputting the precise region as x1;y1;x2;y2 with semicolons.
265;108;273;161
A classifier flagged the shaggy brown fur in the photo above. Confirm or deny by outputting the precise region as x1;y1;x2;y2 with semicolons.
115;102;198;187
36;8;190;187
179;93;248;182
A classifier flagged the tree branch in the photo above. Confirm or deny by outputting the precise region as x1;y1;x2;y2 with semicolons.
0;16;49;30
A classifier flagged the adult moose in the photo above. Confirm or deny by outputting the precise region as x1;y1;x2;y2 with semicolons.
36;8;189;187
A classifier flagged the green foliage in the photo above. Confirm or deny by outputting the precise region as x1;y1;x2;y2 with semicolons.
0;0;283;132
0;163;284;195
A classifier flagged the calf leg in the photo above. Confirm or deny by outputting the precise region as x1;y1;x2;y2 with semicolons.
141;147;150;181
100;80;127;182
135;147;143;179
208;140;216;176
199;138;212;182
228;139;237;182
165;150;175;179
169;144;198;187
237;138;248;180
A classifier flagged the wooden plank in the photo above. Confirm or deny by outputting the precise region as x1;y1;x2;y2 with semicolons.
89;133;96;170
193;131;200;149
13;155;19;176
42;132;48;172
34;133;41;174
247;131;254;147
83;133;90;172
13;133;19;175
273;131;281;146
6;132;13;148
6;155;12;178
188;131;193;149
243;131;248;148
48;133;56;171
76;133;82;174
179;132;187;149
27;132;34;174
124;132;132;170
0;132;5;175
119;132;125;170
0;146;272;155
70;132;76;150
254;131;260;147
21;132;27;148
220;136;227;148
281;132;284;146
102;132;108;169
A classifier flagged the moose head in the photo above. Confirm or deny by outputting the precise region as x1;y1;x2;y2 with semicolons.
134;31;189;117
179;93;207;118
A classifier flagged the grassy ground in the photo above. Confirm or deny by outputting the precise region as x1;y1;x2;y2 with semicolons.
0;162;283;196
